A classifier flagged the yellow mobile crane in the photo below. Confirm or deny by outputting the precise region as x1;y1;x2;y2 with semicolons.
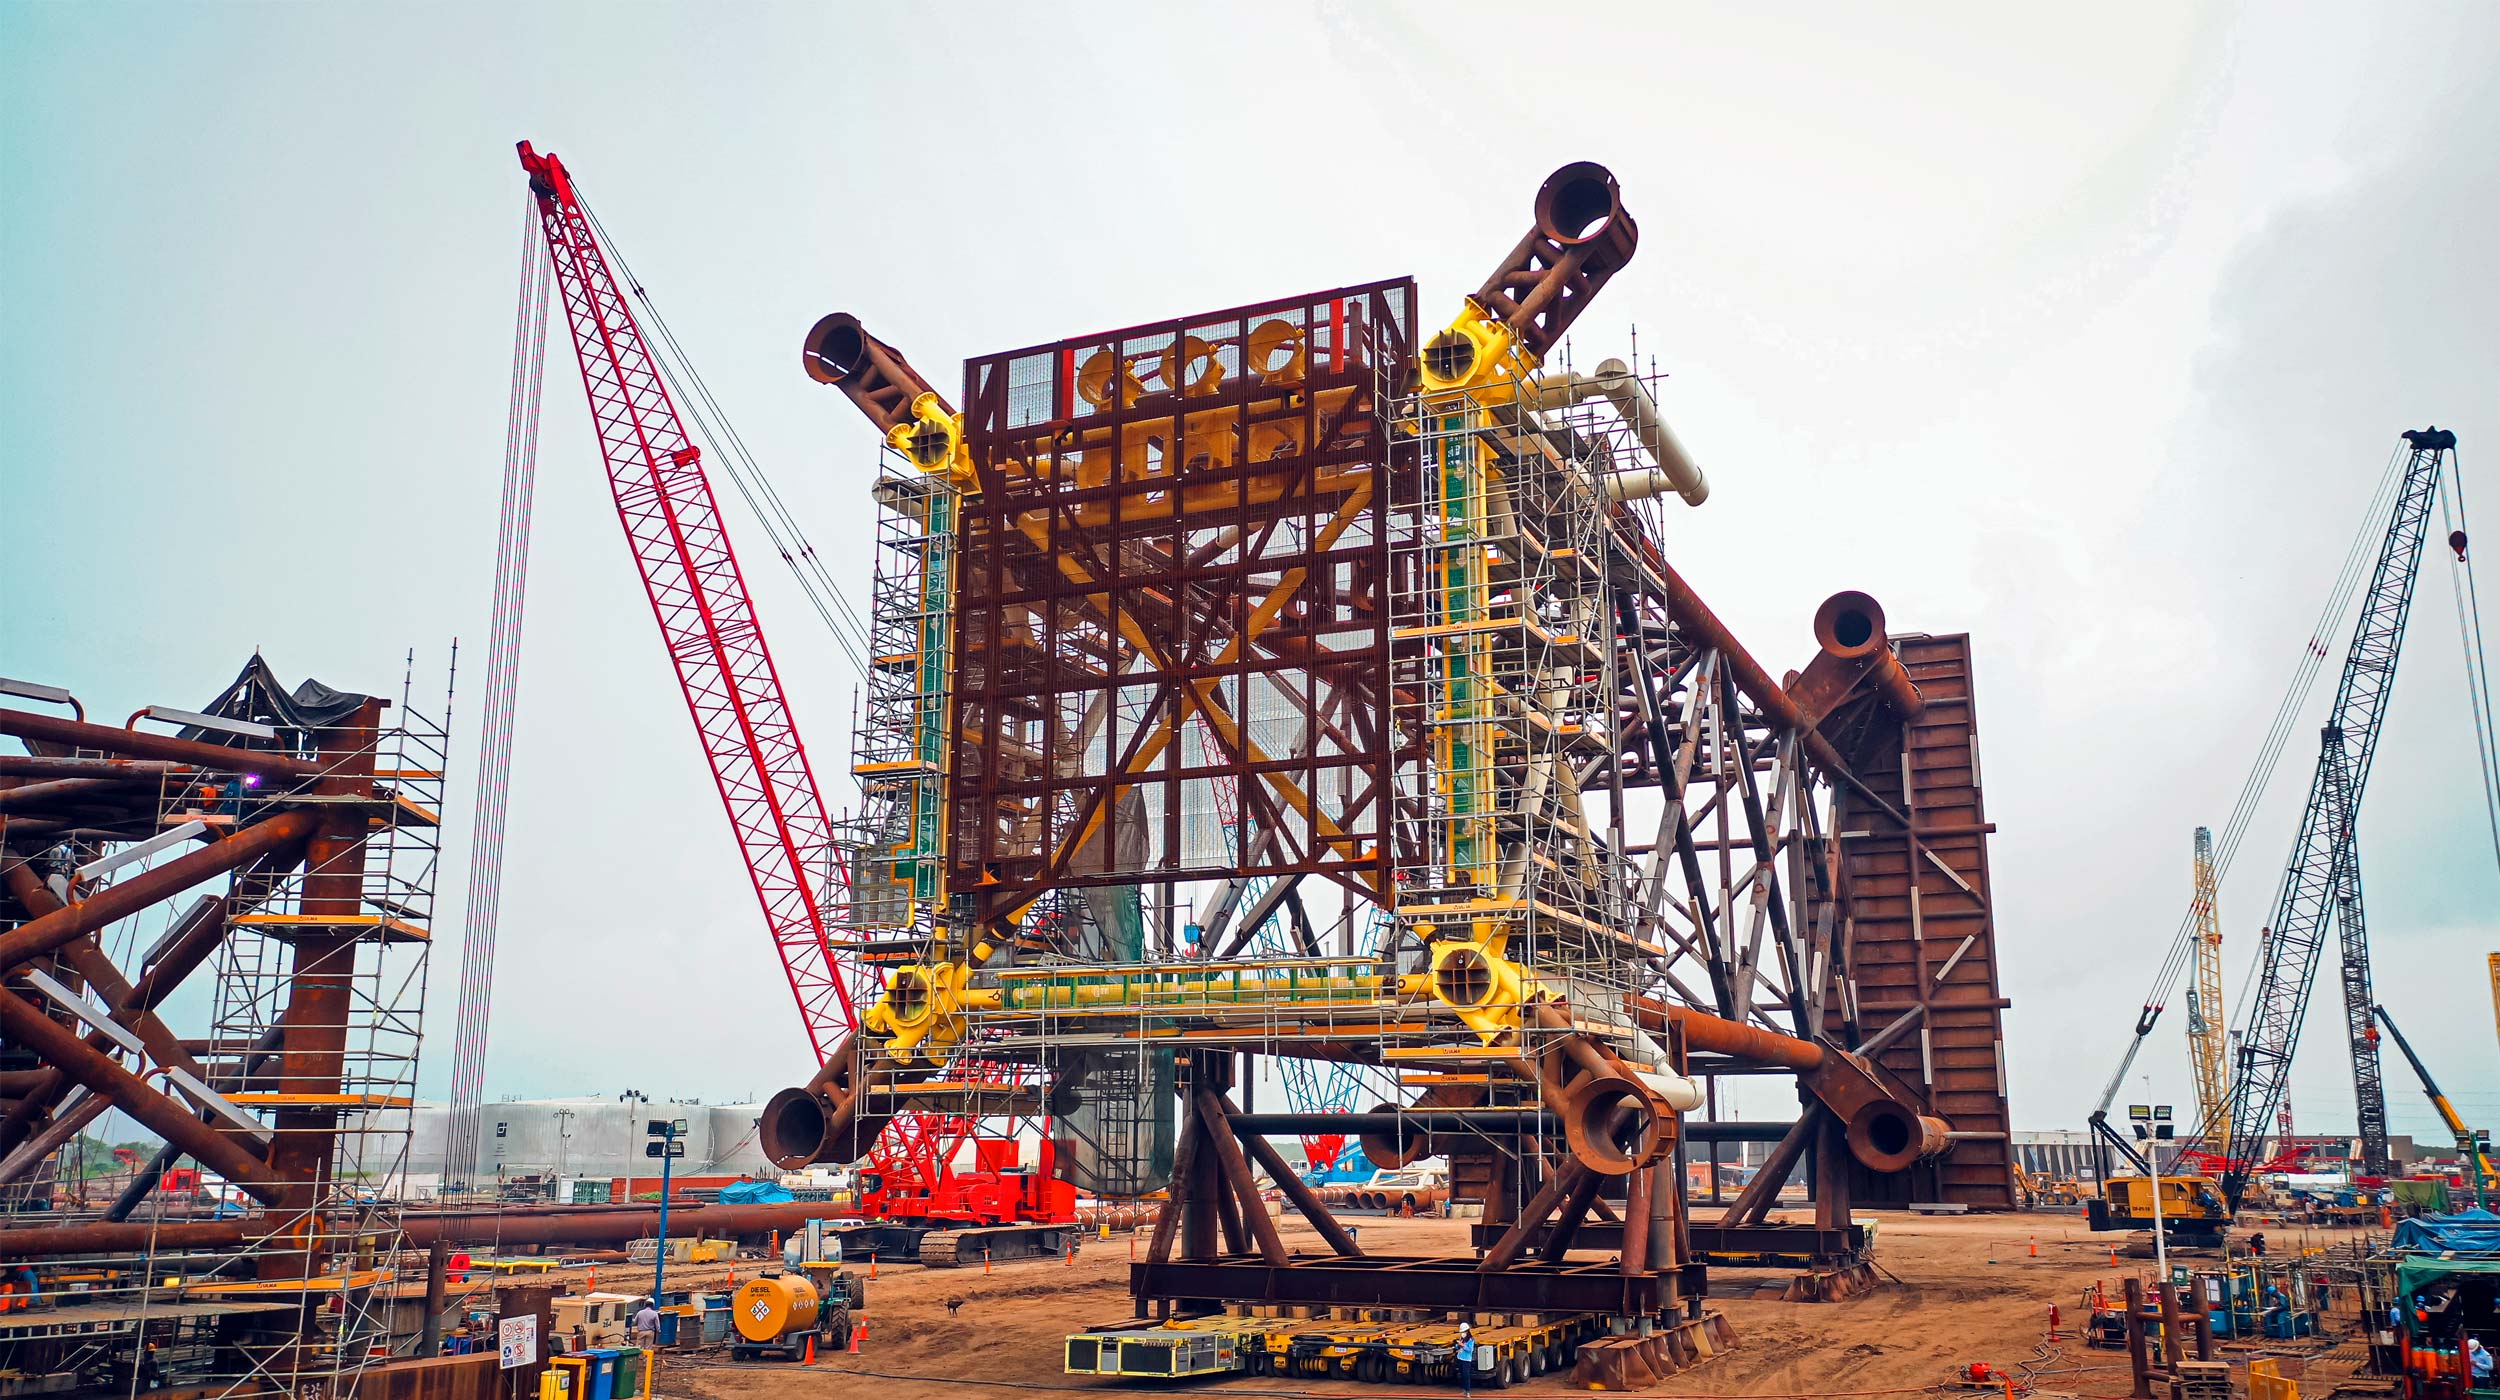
2374;1003;2496;1208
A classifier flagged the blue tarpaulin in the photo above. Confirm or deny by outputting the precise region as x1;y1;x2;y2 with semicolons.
718;1181;795;1205
2393;1208;2500;1255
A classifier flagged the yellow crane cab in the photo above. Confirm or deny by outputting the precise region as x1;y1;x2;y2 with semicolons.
2089;1173;2229;1250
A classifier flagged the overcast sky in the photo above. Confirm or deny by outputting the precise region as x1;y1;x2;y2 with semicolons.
5;3;2496;1147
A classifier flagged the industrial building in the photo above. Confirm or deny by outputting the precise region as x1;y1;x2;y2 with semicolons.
396;1098;774;1193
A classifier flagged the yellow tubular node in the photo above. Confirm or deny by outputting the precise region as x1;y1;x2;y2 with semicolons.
888;392;974;483
1416;301;1535;396
1425;925;1534;1044
864;960;983;1062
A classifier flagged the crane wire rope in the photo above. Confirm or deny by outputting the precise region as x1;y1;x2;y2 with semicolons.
576;200;878;693
442;201;551;1192
2092;443;2408;1121
2437;449;2500;871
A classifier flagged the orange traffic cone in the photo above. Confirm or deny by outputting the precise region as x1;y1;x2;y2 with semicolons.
984;1248;993;1276
869;1252;877;1280
803;1333;816;1365
853;1322;866;1353
2030;1237;2038;1258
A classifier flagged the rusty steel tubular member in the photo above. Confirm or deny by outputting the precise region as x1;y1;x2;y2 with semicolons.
1789;589;1924;726
1531;1003;1697;1176
801;312;943;432
800;311;969;478
1469;161;1640;362
1638;999;1947;1174
759;1032;883;1169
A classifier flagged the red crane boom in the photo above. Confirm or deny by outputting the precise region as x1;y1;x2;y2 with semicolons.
516;141;859;1051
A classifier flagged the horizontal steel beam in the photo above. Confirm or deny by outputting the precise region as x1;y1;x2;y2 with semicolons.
1232;1111;1551;1136
1467;1220;1865;1261
1133;1255;1682;1316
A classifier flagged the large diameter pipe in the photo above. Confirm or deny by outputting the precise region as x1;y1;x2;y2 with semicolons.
0;1200;848;1262
0;709;326;783
0;1218;252;1258
1466;162;1640;360
401;1200;836;1250
1813;591;1923;719
760;1033;887;1170
1636;998;1826;1072
0;777;153;814
0;810;318;973
801;312;950;435
0;758;184;780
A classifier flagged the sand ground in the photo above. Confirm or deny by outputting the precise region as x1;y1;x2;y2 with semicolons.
556;1209;2379;1400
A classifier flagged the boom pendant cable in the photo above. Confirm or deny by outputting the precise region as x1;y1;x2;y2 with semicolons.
442;202;552;1192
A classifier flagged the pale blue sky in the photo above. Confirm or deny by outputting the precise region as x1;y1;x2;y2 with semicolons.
4;3;2496;1143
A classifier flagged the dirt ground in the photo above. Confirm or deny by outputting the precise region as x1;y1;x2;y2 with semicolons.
611;1209;2381;1400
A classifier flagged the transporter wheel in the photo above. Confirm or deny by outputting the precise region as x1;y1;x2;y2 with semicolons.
1480;1355;1509;1390
1510;1352;1530;1385
1528;1344;1547;1376
1351;1352;1377;1384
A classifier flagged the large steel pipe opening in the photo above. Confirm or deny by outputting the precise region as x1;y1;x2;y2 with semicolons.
1535;161;1628;249
1813;589;1923;718
1436;159;1642;376
1557;1072;1664;1176
1844;1101;1951;1174
760;1034;880;1169
801;310;944;438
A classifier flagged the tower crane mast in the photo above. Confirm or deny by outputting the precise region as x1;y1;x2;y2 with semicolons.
2211;428;2455;1208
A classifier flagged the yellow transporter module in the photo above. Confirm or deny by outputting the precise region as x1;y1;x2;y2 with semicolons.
1065;1312;1598;1387
1063;1316;1261;1378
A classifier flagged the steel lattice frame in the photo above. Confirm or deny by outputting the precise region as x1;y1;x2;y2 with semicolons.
946;281;1415;928
523;149;861;1052
2213;438;2449;1198
2184;826;2228;1153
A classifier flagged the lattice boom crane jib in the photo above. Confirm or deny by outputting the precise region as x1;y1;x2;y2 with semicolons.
513;140;1075;1264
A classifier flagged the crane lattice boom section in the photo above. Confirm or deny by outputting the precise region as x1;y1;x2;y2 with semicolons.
519;143;859;1052
2216;431;2451;1203
2185;825;2227;1154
